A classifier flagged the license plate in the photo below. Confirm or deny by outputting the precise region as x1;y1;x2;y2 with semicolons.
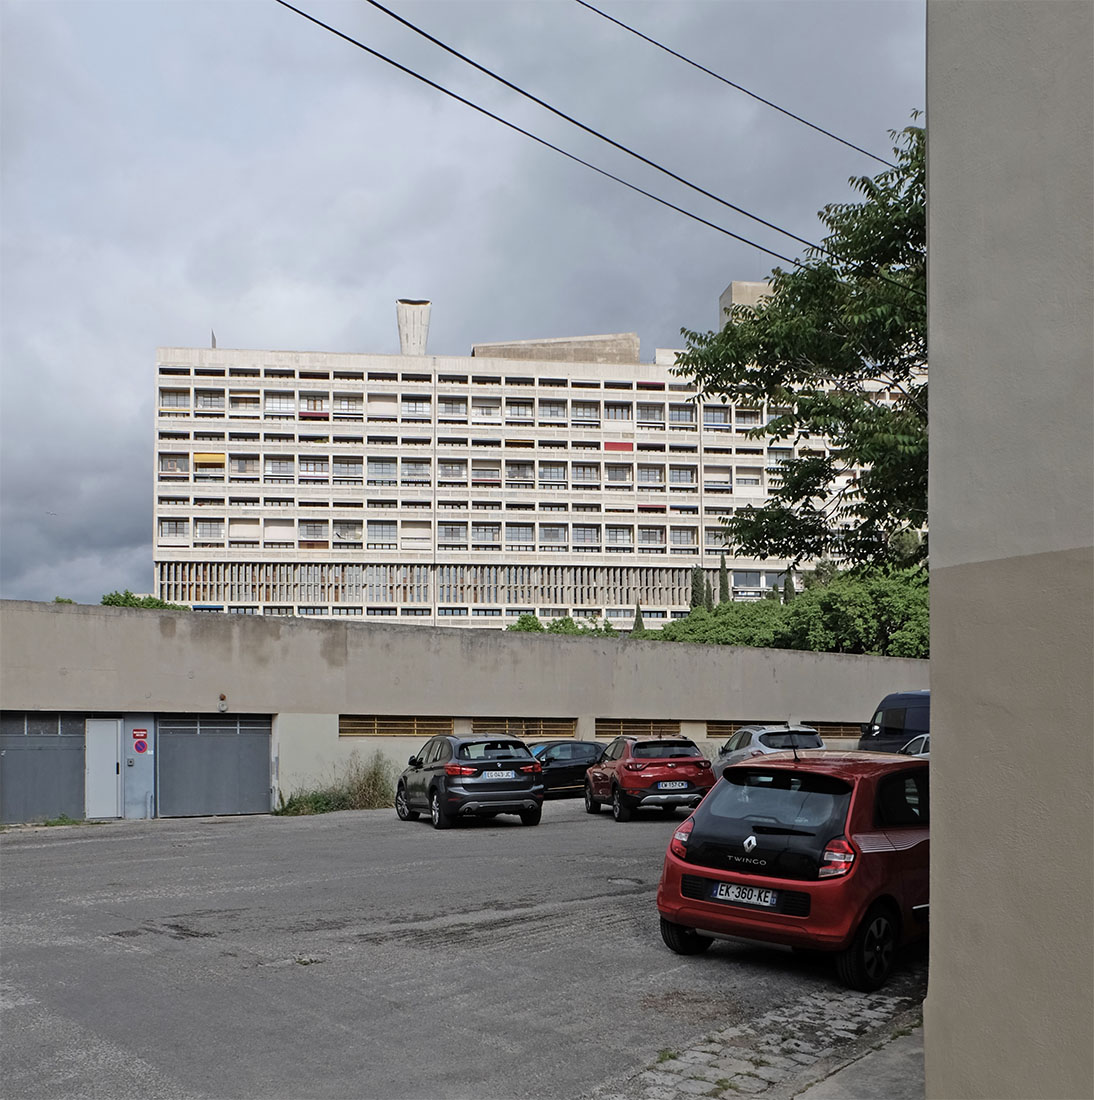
658;780;687;790
712;882;778;907
482;770;515;780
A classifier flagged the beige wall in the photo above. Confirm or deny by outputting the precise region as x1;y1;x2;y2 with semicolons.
1;600;926;794
926;3;1093;1098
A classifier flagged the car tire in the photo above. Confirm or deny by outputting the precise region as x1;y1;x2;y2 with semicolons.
584;783;601;815
430;789;452;830
659;916;712;956
519;806;542;827
836;904;899;991
395;784;418;821
611;787;632;822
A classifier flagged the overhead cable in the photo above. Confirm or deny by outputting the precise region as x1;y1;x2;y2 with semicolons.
274;0;802;269
574;0;897;169
359;0;827;257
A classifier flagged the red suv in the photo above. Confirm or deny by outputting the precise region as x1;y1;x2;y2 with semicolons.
656;752;928;990
585;737;715;821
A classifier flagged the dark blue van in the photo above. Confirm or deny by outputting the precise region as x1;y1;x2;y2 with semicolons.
858;690;930;753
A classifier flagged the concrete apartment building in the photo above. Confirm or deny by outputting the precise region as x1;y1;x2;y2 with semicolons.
152;286;820;623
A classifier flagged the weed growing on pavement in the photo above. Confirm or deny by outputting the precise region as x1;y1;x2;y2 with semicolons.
36;814;102;827
276;751;395;815
656;1049;679;1064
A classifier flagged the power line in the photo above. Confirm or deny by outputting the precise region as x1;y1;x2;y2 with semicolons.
358;0;827;258
574;0;897;169
273;0;802;269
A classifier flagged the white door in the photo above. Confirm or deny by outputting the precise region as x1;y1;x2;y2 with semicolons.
85;719;121;818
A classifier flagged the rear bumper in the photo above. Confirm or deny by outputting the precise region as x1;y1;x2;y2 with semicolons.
656;852;860;951
619;783;712;809
446;786;544;816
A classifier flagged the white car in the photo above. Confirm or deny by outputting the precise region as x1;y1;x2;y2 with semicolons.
713;723;824;770
898;733;931;757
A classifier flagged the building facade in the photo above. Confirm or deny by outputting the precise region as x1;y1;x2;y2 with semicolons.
153;291;816;624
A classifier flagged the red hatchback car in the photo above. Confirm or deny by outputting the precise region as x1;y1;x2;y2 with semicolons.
656;752;929;990
585;736;715;821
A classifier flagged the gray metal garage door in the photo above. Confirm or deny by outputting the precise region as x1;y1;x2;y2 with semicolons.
0;713;86;823
157;715;272;817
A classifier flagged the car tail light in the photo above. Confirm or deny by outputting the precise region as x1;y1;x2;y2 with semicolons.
669;818;693;859
697;759;711;770
623;761;647;771
444;763;477;777
519;761;542;774
819;836;856;878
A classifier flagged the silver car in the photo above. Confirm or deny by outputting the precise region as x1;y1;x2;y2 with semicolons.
898;733;931;758
713;723;824;769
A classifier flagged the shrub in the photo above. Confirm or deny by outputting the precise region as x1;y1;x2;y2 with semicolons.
276;751;396;816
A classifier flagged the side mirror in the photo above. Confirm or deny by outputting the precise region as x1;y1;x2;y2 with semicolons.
408;755;419;767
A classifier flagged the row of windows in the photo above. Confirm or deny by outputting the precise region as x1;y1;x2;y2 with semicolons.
158;366;699;392
157;561;778;607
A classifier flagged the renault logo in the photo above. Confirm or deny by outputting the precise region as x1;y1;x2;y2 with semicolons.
743;835;758;853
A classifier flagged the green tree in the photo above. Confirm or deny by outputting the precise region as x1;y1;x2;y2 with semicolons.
633;603;645;632
690;566;705;609
101;590;187;610
782;571;796;604
507;613;545;632
704;575;714;611
53;596;75;604
675;123;926;570
718;553;730;604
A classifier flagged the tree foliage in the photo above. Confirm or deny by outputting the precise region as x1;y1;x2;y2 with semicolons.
653;569;928;658
506;613;616;636
718;554;730;604
675;123;926;570
101;589;187;610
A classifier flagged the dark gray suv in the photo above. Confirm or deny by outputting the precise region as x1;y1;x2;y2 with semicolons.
395;736;545;829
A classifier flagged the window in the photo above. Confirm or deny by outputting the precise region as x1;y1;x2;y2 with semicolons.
367;521;397;547
668;405;695;424
402;460;431;481
734;571;762;587
301;394;328;412
606;464;633;483
539;524;567;543
367;459;397;484
505;524;534;544
538;463;566;483
159;390;189;408
669;466;697;485
438;398;467;416
439;523;467;544
195;390;225;409
194;520;223;540
299;458;329;474
670;527;697;546
506;401;533;418
230;456;259;475
333;458;362;479
159;455;189;474
439;461;467;479
605;403;632;420
703;406;731;426
876;772;930;827
572;463;600;483
159;519;188;538
402;398;431;416
472;523;500;543
572;402;600;422
638;526;665;545
299;521;328;539
637;403;664;423
637;465;664;484
538;400;566;420
606;526;633;545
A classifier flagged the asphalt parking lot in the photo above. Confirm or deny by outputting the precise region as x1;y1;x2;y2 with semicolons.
1;802;925;1099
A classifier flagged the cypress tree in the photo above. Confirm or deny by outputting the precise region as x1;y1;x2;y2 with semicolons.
690;566;705;609
704;575;714;610
633;602;645;631
719;553;730;604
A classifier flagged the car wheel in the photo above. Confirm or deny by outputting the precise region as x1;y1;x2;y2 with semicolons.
395;784;418;821
611;787;632;822
584;783;601;815
659;916;712;956
836;904;899;991
519;806;542;826
429;790;452;830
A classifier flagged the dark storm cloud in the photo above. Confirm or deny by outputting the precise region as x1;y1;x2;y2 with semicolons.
0;0;924;603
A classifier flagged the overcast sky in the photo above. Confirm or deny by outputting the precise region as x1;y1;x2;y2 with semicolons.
0;0;924;604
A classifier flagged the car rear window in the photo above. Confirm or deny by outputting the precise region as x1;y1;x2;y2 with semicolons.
700;769;852;831
759;732;824;750
632;740;700;759
458;741;531;760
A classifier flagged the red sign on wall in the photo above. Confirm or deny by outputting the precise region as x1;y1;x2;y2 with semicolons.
132;729;148;740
